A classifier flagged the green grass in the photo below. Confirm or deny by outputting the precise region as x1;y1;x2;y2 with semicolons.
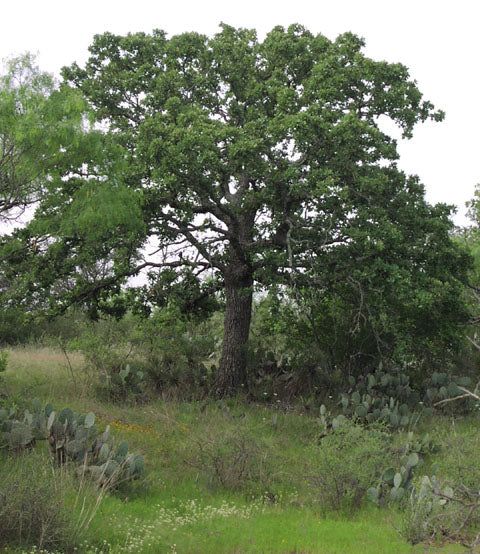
83;500;468;553
0;347;476;553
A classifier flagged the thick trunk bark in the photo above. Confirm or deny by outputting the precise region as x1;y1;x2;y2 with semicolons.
215;269;253;396
215;175;256;396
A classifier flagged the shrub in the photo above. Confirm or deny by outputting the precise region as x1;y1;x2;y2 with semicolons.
70;316;132;376
67;314;150;403
189;428;276;494
305;421;395;511
132;307;217;396
70;308;219;400
400;475;480;547
399;482;437;545
0;451;84;551
434;426;480;492
0;308;37;345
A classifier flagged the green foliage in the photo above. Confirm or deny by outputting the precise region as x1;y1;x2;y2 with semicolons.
433;424;480;492
306;420;395;511
0;308;38;345
97;362;148;403
367;432;438;506
246;295;336;398
424;372;477;412
3;24;467;395
0;53;87;223
247;288;471;398
400;475;480;546
399;477;443;545
68;314;149;402
0;53;144;323
68;308;219;400
132;308;218;395
69;314;132;372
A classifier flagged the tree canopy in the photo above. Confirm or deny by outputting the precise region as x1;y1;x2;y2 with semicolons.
0;53;118;330
2;25;471;394
0;54;88;224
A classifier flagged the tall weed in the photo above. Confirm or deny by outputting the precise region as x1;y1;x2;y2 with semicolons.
0;450;101;551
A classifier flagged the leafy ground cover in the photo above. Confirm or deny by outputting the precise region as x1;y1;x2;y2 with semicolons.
1;347;476;553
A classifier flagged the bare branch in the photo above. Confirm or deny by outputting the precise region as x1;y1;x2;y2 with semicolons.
434;383;480;407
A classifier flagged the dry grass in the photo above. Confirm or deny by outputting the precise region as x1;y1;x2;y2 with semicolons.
6;345;83;371
2;346;88;404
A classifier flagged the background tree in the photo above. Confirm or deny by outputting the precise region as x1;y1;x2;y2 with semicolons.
450;184;480;372
0;54;90;223
0;53;113;342
5;25;470;393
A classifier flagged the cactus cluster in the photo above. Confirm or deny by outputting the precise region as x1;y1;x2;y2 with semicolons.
367;432;438;505
424;372;473;407
0;400;145;488
0;399;45;450
98;362;147;402
338;367;421;429
104;363;144;388
416;475;454;510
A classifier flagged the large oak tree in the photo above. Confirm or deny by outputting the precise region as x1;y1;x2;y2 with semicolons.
8;25;469;394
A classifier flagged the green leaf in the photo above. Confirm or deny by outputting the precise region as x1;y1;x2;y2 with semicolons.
58;408;74;424
117;440;128;457
84;412;95;428
332;415;346;430
99;443;110;463
407;453;419;468
383;468;396;484
355;405;367;418
366;487;379;504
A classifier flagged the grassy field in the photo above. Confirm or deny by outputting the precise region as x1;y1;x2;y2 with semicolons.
0;346;477;553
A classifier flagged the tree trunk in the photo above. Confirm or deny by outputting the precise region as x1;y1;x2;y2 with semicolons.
215;177;256;396
215;268;253;396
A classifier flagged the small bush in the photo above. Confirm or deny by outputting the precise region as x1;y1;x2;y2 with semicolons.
400;475;480;547
189;428;276;494
133;308;217;396
399;485;436;545
70;317;132;376
70;308;219;401
434;426;480;491
305;421;395;511
0;451;85;551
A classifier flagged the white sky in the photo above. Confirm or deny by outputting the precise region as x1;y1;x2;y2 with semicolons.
1;0;478;225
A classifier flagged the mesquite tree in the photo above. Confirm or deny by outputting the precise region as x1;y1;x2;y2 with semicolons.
15;24;468;394
0;53;86;224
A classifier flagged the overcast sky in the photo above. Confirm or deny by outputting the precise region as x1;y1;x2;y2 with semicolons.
1;0;477;225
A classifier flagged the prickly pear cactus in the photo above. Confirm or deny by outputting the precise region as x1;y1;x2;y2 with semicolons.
366;432;438;505
424;373;475;411
339;365;422;429
0;399;145;489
